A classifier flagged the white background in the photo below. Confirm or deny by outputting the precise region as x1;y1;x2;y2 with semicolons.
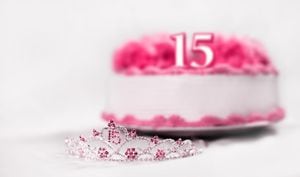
1;0;300;177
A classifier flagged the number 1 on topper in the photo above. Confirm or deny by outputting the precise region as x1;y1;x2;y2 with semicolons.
171;33;214;68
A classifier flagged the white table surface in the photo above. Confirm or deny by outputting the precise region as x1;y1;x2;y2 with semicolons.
1;116;300;177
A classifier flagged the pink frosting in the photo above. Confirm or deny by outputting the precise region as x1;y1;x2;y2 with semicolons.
102;107;285;128
113;34;277;75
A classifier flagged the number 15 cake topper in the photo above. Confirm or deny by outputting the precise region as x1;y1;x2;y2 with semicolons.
171;33;214;68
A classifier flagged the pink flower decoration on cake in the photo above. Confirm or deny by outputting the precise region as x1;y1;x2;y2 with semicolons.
153;42;175;68
211;37;249;68
113;41;153;72
112;33;277;75
208;35;274;70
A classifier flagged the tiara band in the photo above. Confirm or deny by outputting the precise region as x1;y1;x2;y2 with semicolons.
65;120;205;162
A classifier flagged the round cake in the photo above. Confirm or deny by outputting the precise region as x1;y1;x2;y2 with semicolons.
102;34;285;129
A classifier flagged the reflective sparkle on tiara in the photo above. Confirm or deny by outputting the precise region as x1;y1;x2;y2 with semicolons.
65;120;205;162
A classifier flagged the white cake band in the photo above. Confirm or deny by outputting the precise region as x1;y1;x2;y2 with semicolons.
105;75;279;121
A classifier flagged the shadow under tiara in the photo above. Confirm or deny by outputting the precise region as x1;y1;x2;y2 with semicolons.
135;124;277;141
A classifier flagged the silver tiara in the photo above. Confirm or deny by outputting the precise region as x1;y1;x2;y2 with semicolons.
65;120;205;162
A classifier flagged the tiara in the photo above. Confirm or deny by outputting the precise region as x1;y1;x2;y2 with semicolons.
65;120;205;162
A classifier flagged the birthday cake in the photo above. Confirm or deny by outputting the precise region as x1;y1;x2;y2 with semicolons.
102;34;284;129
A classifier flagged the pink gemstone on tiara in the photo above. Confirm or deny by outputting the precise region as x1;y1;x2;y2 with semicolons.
65;120;205;162
108;120;116;128
150;136;159;144
108;129;121;144
125;148;138;160
79;135;86;142
98;147;109;158
155;149;166;160
176;138;182;145
128;129;137;138
92;129;100;137
78;148;85;158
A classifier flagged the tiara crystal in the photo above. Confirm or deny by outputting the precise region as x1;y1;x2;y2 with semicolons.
65;120;205;162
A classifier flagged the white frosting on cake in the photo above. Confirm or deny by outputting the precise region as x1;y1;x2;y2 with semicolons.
105;75;279;121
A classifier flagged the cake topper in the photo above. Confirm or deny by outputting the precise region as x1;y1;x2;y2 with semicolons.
65;120;205;162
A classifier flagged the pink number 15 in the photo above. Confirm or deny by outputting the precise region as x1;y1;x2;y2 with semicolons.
171;33;214;68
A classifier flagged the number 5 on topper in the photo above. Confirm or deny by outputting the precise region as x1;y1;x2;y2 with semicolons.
171;33;214;68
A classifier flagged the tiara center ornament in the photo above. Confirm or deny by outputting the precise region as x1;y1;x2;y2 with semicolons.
65;120;205;162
